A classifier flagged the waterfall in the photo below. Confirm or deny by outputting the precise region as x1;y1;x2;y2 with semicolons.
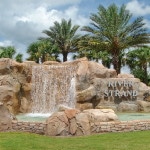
31;64;77;114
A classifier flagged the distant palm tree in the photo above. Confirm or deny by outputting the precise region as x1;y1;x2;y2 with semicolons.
82;4;150;74
126;46;150;85
15;53;23;63
27;42;39;63
40;19;80;62
27;40;59;63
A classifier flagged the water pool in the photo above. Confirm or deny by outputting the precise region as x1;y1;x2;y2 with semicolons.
117;113;150;121
16;113;51;122
16;112;150;122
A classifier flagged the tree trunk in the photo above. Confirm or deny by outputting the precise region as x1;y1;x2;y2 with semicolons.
63;52;68;62
102;60;111;68
95;58;99;62
143;64;148;85
112;54;121;74
42;54;46;63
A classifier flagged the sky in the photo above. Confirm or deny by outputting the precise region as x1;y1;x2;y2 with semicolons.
0;0;150;60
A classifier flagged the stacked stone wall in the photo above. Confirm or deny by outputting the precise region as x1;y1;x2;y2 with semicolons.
91;120;150;133
6;120;150;135
11;121;46;134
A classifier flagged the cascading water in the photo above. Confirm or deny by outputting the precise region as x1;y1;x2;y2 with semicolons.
31;64;77;114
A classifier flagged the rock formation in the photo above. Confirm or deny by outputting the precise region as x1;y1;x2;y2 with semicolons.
45;108;118;136
0;58;34;114
74;58;150;112
0;57;150;114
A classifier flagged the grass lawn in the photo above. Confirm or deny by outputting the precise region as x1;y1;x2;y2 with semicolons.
0;131;150;150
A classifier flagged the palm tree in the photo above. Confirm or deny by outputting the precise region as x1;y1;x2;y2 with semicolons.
27;40;59;63
126;46;150;85
40;19;80;62
82;4;150;74
77;35;112;67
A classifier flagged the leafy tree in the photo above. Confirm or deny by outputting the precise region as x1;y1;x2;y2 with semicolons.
82;4;150;74
40;19;80;62
0;46;16;58
0;47;3;57
126;46;150;85
0;46;23;63
15;53;23;63
27;40;59;63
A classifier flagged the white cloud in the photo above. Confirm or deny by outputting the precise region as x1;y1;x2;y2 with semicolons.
11;5;89;43
64;6;89;27
0;0;89;60
143;19;150;29
0;40;13;47
0;0;82;10
126;0;150;16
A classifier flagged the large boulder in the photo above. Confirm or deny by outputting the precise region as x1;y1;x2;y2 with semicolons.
76;86;96;104
75;112;91;136
0;102;13;131
0;58;34;114
76;103;93;111
83;109;118;122
45;112;69;136
136;100;150;112
45;108;118;136
75;58;117;91
88;61;117;78
118;102;138;112
76;59;91;91
96;104;117;112
118;73;134;78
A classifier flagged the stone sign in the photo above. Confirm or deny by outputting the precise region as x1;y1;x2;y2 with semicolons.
104;80;138;98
